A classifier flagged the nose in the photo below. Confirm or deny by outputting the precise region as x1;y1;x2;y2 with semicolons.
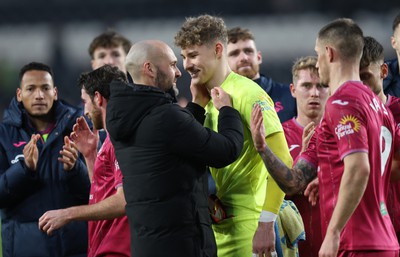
183;58;192;70
239;51;249;62
35;89;44;99
175;66;182;78
103;55;115;65
311;85;320;97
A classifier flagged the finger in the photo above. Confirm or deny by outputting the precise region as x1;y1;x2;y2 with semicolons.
79;116;91;131
304;121;315;133
210;88;218;100
252;105;259;122
38;216;45;230
256;109;264;131
34;134;41;142
69;140;77;151
59;148;75;161
72;122;79;133
251;106;257;127
30;134;39;145
41;220;50;232
42;222;52;235
64;136;70;147
77;116;87;130
70;132;77;141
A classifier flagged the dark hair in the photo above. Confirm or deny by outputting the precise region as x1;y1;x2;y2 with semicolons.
19;62;54;82
393;13;400;32
360;36;384;69
78;65;127;101
174;14;228;48
318;18;364;62
88;30;132;59
227;27;255;44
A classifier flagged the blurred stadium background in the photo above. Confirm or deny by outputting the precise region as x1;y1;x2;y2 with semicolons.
0;0;399;120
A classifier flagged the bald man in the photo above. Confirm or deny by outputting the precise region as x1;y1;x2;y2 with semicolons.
106;40;244;257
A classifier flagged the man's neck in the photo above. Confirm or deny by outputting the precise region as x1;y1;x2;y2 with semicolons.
377;90;387;104
329;63;361;94
29;116;53;132
252;73;261;80
205;62;232;91
296;114;321;128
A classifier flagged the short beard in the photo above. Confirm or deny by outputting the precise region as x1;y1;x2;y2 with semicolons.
165;86;179;103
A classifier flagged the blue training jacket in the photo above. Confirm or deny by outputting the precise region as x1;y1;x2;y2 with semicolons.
384;58;400;97
0;98;90;257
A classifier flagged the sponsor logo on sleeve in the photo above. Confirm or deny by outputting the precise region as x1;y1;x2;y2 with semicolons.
289;144;300;152
253;100;272;111
332;100;349;106
335;115;361;140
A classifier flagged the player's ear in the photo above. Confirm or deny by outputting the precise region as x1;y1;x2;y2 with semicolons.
215;42;224;59
381;63;388;79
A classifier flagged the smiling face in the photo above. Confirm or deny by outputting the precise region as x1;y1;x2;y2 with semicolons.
153;45;182;92
291;69;329;120
227;39;261;80
181;44;219;87
17;70;58;118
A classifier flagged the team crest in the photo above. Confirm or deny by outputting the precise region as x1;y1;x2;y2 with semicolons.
335;115;361;139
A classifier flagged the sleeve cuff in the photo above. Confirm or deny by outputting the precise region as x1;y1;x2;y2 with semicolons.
259;210;278;222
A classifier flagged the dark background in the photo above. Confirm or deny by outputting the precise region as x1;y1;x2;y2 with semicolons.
0;0;399;119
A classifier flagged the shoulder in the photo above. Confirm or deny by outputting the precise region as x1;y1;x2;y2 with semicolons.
282;119;296;131
224;73;272;105
386;58;399;73
56;99;81;119
161;104;193;123
331;82;370;103
224;72;262;93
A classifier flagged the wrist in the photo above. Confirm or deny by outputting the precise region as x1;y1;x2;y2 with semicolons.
256;144;267;153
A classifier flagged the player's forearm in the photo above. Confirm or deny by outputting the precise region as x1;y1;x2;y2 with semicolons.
68;189;126;221
259;147;318;195
262;132;292;214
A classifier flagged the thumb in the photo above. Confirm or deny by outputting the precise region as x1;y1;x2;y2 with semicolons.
210;88;219;99
64;136;71;147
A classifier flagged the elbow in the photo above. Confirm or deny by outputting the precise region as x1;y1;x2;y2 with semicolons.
279;182;303;196
211;139;244;169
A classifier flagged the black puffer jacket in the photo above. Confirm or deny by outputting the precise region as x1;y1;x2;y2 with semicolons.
106;81;243;257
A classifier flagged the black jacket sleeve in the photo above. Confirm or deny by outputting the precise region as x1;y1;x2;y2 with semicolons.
184;102;206;125
166;105;243;168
